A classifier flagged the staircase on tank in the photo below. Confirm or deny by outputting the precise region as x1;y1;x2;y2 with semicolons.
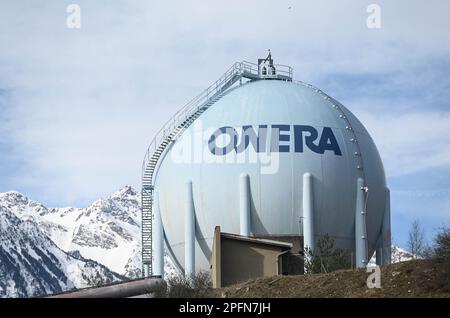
141;60;293;276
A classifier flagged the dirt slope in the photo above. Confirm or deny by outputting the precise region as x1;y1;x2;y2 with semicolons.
218;259;450;298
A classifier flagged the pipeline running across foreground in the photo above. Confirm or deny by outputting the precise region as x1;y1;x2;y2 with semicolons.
46;277;165;298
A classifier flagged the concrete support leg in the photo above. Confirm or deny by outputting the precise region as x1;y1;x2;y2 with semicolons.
375;188;391;266
382;188;391;265
185;181;195;278
239;173;251;237
143;264;150;278
355;178;369;268
375;239;382;266
153;190;164;277
303;173;314;252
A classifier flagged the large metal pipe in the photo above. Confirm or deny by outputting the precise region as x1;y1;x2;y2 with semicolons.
355;178;368;268
47;278;165;298
303;172;314;253
153;190;164;276
239;173;251;236
185;181;195;278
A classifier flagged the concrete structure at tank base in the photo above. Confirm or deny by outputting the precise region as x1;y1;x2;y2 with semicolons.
143;53;391;281
210;226;304;288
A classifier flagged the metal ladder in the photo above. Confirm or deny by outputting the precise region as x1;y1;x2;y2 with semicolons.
141;61;293;276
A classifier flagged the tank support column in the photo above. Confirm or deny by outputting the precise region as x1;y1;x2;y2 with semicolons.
185;181;196;278
376;188;391;265
355;178;369;268
303;173;315;253
143;265;150;278
153;190;164;277
239;173;251;237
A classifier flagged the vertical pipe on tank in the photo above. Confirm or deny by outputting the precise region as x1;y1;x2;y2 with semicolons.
355;178;368;268
185;181;195;278
239;173;251;237
303;173;314;253
375;189;390;266
143;264;149;278
153;189;164;277
381;188;391;265
375;237;382;265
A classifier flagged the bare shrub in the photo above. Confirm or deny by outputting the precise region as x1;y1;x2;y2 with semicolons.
434;227;450;263
407;220;428;258
161;271;214;298
433;227;450;291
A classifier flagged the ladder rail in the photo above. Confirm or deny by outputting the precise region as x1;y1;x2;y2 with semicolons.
141;61;247;178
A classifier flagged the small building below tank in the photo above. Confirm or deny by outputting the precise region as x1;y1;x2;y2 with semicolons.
211;226;304;288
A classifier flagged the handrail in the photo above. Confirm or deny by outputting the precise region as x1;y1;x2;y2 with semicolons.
141;60;293;182
142;61;244;180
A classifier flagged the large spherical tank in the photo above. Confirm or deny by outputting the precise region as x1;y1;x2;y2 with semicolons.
154;80;387;272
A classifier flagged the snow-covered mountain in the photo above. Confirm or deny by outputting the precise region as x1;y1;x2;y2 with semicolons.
0;186;176;298
390;245;415;263
368;245;415;265
0;187;141;276
0;206;123;297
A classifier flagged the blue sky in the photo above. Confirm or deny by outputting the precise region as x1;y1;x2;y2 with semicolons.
1;0;449;248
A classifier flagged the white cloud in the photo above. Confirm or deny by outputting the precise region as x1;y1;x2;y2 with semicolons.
0;0;450;205
356;110;450;177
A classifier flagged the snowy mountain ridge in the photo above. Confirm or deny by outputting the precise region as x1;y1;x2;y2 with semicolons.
0;206;124;297
0;186;176;298
368;245;415;266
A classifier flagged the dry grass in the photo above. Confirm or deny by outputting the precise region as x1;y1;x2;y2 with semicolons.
156;271;215;298
217;259;450;298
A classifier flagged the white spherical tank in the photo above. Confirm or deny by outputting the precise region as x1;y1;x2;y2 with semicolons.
153;79;388;272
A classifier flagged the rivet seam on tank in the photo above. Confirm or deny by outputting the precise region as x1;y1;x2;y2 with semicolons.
293;80;366;179
333;103;365;179
303;81;365;180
